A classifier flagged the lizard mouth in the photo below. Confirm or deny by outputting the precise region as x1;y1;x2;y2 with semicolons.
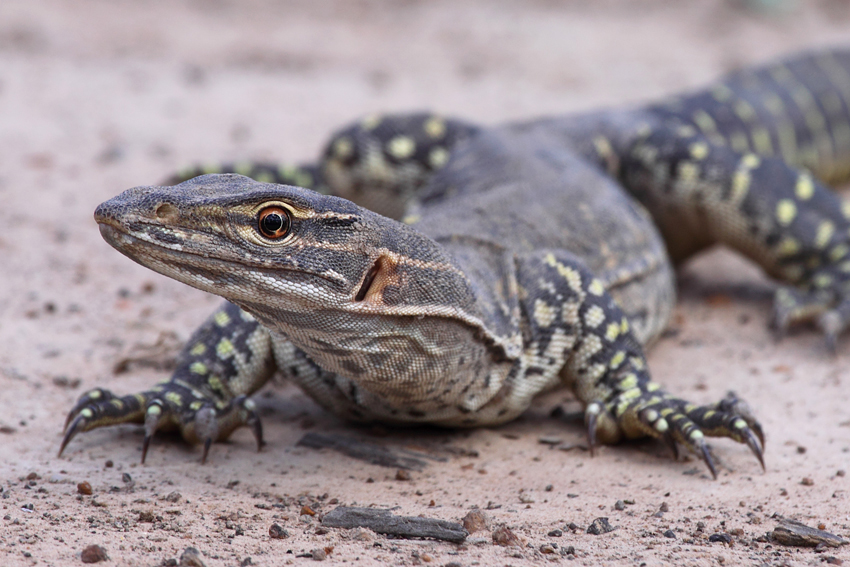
97;221;349;292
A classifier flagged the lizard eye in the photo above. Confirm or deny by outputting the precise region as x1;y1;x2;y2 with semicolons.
257;206;291;239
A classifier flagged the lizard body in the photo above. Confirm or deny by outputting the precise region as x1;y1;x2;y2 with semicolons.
62;49;850;476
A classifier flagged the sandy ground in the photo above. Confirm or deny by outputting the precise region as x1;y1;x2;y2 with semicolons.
2;1;850;565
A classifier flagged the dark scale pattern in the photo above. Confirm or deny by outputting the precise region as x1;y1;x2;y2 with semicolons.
61;50;850;475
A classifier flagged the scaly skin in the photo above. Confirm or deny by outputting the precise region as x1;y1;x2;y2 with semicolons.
62;48;850;476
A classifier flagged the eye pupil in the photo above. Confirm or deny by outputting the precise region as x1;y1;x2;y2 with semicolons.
258;207;291;239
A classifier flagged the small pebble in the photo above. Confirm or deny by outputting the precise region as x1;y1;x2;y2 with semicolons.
663;530;676;539
104;460;113;468
310;548;327;561
269;523;289;539
492;525;522;547
80;544;108;563
461;509;488;533
614;500;625;511
77;482;92;495
301;505;316;516
547;529;563;537
179;547;206;567
709;533;732;544
587;517;615;535
801;477;814;486
395;469;411;481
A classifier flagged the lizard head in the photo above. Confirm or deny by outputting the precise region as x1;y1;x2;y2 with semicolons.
95;174;506;399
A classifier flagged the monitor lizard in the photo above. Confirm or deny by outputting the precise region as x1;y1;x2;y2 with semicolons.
61;49;850;478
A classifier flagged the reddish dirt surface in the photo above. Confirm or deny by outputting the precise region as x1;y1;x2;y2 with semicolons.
1;1;849;565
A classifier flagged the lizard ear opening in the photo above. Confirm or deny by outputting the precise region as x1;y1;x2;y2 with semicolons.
354;257;382;302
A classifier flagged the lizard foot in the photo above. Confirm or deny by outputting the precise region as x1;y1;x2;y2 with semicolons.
59;386;263;464
772;283;850;353
585;390;764;479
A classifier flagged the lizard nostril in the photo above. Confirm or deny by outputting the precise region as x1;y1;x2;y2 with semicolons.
155;203;179;221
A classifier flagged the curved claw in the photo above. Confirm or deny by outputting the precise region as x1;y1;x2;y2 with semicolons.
819;310;842;356
195;406;219;465
141;402;164;464
662;430;680;462
58;413;88;457
695;439;718;480
742;428;765;472
241;398;264;451
585;402;600;457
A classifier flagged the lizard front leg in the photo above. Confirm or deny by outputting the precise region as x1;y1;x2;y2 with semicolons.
60;302;275;463
516;250;764;478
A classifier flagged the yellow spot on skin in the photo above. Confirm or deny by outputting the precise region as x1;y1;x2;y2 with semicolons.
190;343;206;356
620;318;629;334
190;362;208;375
734;100;757;122
146;404;162;416
830;244;849;262
776;199;797;226
752;127;773;154
81;408;94;418
815;220;835;249
360;114;382;130
402;214;421;225
423;117;446;139
190;401;204;411
703;410;716;420
619;373;638;390
387;136;416;159
678;161;700;182
733;419;747;430
814;274;833;288
109;399;123;409
333;137;353;159
544;254;583;293
842;201;850;219
731;170;750;203
689;142;709;160
693;110;717;133
609;350;626;369
214;311;231;327
777;237;800;257
646;382;661;392
88;390;102;400
741;153;760;169
165;392;182;405
588;279;605;296
216;338;234;358
795;174;815;200
584;305;605;328
594;136;613;157
605;323;620;342
654;419;669;433
429;146;449;169
533;299;557;328
712;84;733;102
689;430;705;441
676;125;697;138
630;356;644;370
208;376;224;392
